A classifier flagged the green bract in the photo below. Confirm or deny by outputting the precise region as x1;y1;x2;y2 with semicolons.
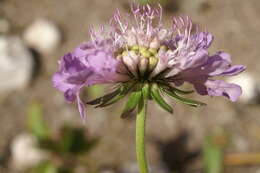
87;81;206;117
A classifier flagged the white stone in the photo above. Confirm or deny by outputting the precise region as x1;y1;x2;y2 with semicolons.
11;133;48;170
0;36;33;92
23;19;61;54
227;72;258;103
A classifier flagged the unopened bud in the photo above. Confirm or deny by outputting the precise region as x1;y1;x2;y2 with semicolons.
140;48;152;58
148;48;158;55
128;50;139;64
159;45;167;52
149;56;158;71
131;45;139;51
122;50;129;57
122;55;138;76
138;58;148;76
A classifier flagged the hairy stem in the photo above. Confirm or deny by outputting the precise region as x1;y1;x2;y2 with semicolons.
136;88;149;173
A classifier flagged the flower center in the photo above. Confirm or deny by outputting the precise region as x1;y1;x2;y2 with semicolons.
115;45;169;80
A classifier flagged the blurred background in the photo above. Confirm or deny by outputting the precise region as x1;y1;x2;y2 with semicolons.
0;0;260;173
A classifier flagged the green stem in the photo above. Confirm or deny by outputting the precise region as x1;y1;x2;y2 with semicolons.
136;89;149;173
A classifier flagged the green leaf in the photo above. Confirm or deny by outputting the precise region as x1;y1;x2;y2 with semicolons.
151;84;173;114
87;87;121;105
57;126;97;155
121;90;142;118
27;102;49;140
31;161;58;173
163;87;206;107
203;135;224;173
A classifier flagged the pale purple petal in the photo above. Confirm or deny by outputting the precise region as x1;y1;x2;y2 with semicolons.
179;49;209;69
52;72;75;92
195;32;214;49
52;39;129;118
204;80;242;102
220;65;246;76
77;93;86;119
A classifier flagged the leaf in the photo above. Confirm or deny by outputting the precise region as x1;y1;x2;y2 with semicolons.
87;87;121;105
203;135;224;173
31;161;58;173
121;90;142;118
58;126;97;155
151;84;173;114
163;87;206;107
27;102;49;140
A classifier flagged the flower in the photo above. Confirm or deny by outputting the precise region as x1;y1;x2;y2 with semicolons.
52;4;245;119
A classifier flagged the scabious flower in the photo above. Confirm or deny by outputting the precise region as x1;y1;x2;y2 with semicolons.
52;4;245;119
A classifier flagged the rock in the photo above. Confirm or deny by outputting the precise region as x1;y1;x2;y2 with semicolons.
233;134;250;152
0;18;10;33
23;19;61;54
99;169;115;173
227;73;260;104
0;36;33;92
11;133;48;170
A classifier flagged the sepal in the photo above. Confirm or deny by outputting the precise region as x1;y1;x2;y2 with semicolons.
162;86;206;107
96;82;136;108
121;89;142;119
87;87;121;105
150;83;173;114
86;82;136;108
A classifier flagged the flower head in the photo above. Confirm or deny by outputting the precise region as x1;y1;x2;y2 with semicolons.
52;4;245;118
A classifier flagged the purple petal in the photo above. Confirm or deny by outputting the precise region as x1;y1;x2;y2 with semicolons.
200;79;242;102
52;72;74;92
180;49;209;69
219;65;246;76
64;88;77;102
196;32;214;49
